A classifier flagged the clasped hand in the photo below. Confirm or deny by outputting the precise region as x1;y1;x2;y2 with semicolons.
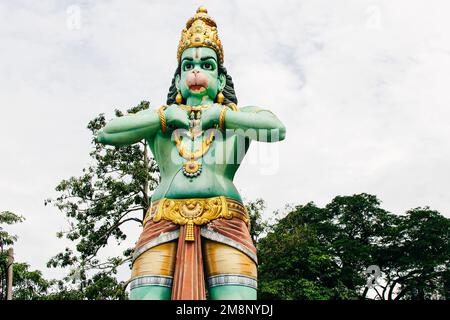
164;104;223;131
200;104;222;130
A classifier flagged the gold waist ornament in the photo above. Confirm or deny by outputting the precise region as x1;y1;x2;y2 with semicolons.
144;196;249;241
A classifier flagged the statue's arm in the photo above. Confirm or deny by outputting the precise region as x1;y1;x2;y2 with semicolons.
224;106;286;142
96;109;161;147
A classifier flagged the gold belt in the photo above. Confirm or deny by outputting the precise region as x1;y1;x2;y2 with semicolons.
143;196;249;241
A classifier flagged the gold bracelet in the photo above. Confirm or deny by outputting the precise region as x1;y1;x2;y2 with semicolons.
219;106;228;131
227;102;239;112
158;106;167;133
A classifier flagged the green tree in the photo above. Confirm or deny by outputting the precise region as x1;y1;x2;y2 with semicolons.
1;211;53;300
326;194;397;298
45;101;159;299
0;210;25;300
246;198;269;244
42;272;126;300
374;207;450;300
257;194;450;300
10;262;50;300
258;202;354;299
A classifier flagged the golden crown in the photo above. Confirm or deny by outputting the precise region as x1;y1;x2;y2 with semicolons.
177;7;224;64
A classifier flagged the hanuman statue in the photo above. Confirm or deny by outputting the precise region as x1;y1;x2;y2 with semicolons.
97;7;286;300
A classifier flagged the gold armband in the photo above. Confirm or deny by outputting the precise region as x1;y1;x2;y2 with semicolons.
219;106;228;131
227;103;239;112
158;106;167;134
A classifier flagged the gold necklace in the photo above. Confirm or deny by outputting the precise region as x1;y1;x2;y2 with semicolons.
179;104;211;112
173;129;215;178
173;104;217;178
180;104;211;140
172;103;238;178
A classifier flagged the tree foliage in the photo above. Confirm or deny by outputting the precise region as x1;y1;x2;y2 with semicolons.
41;272;127;300
45;101;159;299
10;262;50;300
0;211;25;249
0;210;25;300
257;193;450;300
375;207;450;299
246;198;269;244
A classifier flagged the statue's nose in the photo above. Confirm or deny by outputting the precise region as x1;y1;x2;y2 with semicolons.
192;69;200;74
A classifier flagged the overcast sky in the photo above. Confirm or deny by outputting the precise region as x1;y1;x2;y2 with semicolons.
1;0;450;282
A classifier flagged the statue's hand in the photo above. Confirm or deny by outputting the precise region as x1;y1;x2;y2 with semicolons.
96;129;106;144
165;104;190;131
201;104;222;130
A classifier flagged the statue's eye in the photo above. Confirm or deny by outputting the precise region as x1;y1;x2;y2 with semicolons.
184;63;193;71
202;63;213;70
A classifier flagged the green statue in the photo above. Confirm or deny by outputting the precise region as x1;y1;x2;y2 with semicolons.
97;7;286;300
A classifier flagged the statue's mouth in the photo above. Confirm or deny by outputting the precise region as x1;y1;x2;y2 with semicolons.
186;73;208;93
188;85;206;93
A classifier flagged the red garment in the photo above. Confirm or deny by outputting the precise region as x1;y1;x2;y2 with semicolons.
133;217;256;300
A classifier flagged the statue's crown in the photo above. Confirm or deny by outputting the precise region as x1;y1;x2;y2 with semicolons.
177;7;224;64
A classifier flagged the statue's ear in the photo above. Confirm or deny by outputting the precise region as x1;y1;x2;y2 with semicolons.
175;74;181;90
218;73;226;92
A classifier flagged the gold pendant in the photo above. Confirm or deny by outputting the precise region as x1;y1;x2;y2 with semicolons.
182;159;202;178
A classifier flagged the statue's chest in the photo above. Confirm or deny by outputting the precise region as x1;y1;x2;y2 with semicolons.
175;129;237;157
152;130;244;167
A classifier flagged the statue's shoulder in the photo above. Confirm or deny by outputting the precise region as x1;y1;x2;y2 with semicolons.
135;108;154;115
238;106;264;113
134;104;170;116
239;106;278;117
